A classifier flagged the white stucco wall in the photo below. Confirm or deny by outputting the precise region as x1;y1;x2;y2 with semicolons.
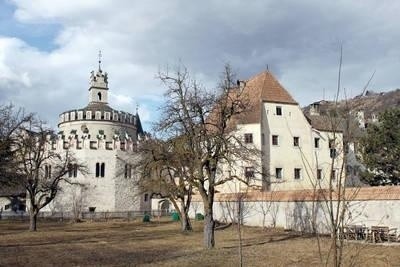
190;199;400;234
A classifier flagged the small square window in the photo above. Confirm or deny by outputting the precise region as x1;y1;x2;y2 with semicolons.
276;106;282;116
314;138;320;148
244;133;253;144
293;137;300;147
294;168;301;179
275;168;282;179
317;169;322;180
245;167;255;178
272;135;279;146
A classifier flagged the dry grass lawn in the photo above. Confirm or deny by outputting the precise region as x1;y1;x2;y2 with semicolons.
0;218;399;266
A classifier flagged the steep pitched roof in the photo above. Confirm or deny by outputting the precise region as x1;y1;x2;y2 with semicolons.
249;71;297;104
238;71;298;124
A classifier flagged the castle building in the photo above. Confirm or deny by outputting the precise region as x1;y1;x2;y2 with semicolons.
218;71;344;193
46;62;150;213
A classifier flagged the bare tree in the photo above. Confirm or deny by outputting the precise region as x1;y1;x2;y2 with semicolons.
308;47;372;267
136;137;194;231
148;64;258;248
13;119;87;231
0;104;33;186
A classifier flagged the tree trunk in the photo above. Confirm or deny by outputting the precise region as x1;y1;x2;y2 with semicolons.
237;199;243;267
181;200;192;231
204;205;215;249
180;210;192;232
29;210;38;231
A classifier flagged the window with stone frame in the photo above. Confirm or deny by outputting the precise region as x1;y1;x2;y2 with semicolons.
293;136;300;147
276;106;282;116
244;133;253;144
331;169;336;180
314;137;320;148
244;167;255;179
294;168;301;179
124;164;132;178
275;168;283;179
317;169;322;180
272;135;279;146
329;139;337;158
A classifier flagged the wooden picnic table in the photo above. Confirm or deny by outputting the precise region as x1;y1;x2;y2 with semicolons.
368;226;398;243
344;225;368;240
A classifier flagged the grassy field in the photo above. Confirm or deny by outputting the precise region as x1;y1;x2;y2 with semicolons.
0;219;399;267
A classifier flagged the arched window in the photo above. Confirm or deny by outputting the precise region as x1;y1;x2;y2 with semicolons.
95;163;100;177
68;163;73;178
73;164;78;177
45;165;51;179
100;163;105;177
98;92;102;101
124;164;132;178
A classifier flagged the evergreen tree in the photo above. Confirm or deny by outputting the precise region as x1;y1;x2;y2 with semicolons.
360;108;400;185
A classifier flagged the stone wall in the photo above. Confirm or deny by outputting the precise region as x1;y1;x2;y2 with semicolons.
190;187;400;233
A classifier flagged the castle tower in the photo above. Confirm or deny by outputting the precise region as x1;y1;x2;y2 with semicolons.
88;56;109;104
47;57;149;213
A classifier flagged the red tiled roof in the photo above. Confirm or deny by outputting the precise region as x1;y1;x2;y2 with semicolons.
212;186;400;202
237;71;297;124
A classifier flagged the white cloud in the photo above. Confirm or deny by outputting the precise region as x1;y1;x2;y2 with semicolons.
1;0;400;130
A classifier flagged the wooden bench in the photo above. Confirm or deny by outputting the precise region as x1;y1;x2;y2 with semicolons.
344;225;367;240
369;226;397;243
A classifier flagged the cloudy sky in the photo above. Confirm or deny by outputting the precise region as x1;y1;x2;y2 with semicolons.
1;0;400;130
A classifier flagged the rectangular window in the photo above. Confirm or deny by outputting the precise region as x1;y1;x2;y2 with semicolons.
293;137;300;147
272;135;279;146
294;168;301;179
90;141;97;149
314;138;320;148
317;169;322;180
331;170;336;180
68;164;73;178
73;164;78;178
244;133;253;144
144;193;149;202
100;163;105;177
86;111;92;120
105;112;110;120
329;139;335;149
275;168;282;179
244;167;255;178
261;133;265;145
95;163;100;178
276;106;282;116
330;148;337;158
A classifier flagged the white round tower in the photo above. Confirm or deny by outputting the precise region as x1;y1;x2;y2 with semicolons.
47;60;149;214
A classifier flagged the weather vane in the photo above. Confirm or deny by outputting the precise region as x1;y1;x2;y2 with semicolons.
98;50;102;71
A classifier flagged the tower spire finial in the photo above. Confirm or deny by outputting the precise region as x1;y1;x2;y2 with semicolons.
98;50;102;72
